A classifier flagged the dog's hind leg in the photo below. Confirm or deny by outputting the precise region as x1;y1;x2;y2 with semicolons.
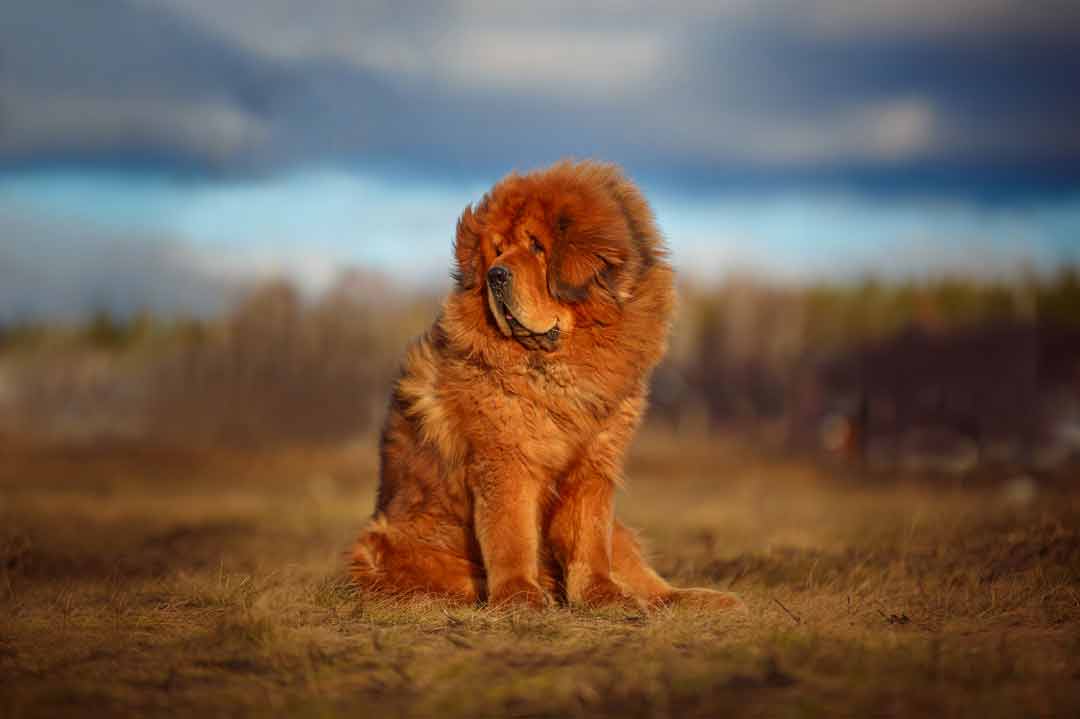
350;517;484;604
612;521;745;612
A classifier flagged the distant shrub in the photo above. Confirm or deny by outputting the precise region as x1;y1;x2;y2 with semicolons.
1;267;1077;458
144;275;436;446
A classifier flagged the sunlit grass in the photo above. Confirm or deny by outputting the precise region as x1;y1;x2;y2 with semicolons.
1;436;1078;717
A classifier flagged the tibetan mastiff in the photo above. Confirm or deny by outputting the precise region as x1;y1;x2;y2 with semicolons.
350;160;741;611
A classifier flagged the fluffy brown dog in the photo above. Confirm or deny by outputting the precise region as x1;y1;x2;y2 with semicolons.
350;160;741;611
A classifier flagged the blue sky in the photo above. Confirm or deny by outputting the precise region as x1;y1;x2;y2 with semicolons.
2;1;1079;319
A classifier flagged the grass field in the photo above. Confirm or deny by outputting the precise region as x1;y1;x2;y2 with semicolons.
1;434;1078;718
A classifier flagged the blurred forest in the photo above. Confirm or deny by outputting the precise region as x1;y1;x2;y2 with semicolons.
2;268;1079;477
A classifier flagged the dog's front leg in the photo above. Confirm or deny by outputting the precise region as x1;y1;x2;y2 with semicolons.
471;462;550;608
547;462;641;609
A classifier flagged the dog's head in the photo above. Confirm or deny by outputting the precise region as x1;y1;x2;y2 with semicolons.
453;160;662;352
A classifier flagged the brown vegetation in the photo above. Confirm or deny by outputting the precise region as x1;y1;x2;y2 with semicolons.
3;269;1078;469
2;259;1078;714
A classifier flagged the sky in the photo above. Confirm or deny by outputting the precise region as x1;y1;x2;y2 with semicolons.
2;0;1079;319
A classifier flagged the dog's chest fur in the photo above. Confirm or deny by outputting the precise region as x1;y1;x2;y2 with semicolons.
398;331;630;478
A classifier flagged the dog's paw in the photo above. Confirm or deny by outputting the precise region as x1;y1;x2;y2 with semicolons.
576;576;646;611
653;587;747;614
488;577;552;609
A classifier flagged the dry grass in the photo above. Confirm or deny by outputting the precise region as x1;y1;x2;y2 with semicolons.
1;435;1078;718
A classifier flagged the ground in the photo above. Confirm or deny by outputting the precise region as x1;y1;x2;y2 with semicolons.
1;434;1078;718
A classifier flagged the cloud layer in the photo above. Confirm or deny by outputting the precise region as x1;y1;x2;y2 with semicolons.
3;1;1079;193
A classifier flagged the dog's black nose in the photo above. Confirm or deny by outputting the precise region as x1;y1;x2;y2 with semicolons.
487;265;511;288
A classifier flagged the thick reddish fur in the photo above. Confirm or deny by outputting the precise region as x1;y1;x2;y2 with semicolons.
350;160;741;611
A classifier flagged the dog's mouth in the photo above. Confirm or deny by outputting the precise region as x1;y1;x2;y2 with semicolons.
488;286;561;351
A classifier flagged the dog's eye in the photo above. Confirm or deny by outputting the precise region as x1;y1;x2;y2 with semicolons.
530;235;544;256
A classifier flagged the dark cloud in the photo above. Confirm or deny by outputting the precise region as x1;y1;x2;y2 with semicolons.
1;0;1079;195
0;0;280;167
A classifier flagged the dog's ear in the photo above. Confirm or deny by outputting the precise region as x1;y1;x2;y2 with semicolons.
548;206;631;304
452;203;485;290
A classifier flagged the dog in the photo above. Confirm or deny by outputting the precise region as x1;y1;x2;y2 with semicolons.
351;160;741;611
